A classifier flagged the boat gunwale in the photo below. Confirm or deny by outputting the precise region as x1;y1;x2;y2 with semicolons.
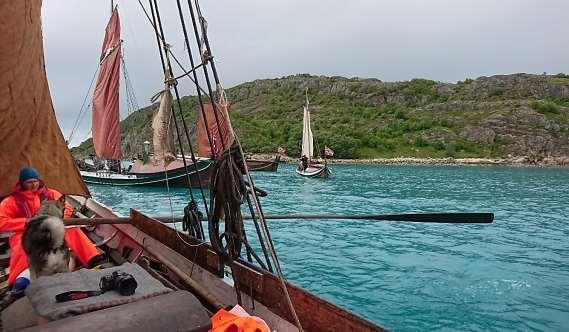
80;161;212;186
295;164;332;178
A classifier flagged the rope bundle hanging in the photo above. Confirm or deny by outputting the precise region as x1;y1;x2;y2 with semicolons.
140;1;303;328
208;146;246;259
183;200;204;239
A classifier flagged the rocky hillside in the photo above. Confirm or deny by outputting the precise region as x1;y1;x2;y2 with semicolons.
72;73;569;160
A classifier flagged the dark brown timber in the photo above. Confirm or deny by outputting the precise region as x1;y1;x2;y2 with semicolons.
129;210;385;331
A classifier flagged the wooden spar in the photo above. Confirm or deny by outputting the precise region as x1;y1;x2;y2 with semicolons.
65;212;493;226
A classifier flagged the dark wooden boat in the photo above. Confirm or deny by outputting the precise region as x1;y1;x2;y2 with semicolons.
73;0;213;189
0;1;386;331
246;155;280;172
0;199;384;331
80;158;212;188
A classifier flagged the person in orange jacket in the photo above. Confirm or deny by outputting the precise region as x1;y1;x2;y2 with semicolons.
0;167;103;287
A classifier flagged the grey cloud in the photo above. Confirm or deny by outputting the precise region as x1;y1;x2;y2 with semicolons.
42;0;569;147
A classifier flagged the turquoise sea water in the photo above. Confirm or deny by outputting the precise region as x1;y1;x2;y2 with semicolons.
88;164;569;331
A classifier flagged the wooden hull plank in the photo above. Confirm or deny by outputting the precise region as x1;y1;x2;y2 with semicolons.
130;211;384;331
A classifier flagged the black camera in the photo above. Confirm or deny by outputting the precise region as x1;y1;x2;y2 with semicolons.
99;271;137;296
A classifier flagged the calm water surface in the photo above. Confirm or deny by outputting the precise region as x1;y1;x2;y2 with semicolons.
88;164;569;331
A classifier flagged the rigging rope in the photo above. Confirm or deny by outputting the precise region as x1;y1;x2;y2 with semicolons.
208;147;244;259
137;1;302;328
67;63;99;144
147;0;210;218
186;0;303;327
120;55;140;115
174;0;216;157
182;200;204;239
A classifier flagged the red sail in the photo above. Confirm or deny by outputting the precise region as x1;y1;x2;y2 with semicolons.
92;9;121;160
197;103;233;158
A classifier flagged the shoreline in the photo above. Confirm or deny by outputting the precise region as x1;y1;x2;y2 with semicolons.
247;154;569;167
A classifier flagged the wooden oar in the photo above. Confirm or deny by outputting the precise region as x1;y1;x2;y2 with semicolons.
64;212;493;226
260;212;494;224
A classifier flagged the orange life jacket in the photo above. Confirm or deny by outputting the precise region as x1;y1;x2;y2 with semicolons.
0;184;99;285
209;308;270;332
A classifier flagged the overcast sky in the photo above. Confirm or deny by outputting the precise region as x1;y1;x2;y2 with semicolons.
42;0;569;147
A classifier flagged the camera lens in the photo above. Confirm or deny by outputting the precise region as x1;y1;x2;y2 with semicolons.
117;274;137;296
99;271;138;296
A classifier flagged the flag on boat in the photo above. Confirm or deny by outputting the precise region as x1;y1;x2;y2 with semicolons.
277;146;287;156
324;146;334;157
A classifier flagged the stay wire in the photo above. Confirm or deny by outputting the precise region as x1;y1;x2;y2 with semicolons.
136;0;211;99
154;0;213;195
184;0;227;152
150;0;210;219
187;1;302;329
139;2;301;328
148;1;194;201
146;0;207;239
136;0;216;114
175;0;216;160
120;55;140;114
176;0;273;274
244;193;273;272
187;0;276;265
138;0;211;220
68;63;100;144
164;167;205;250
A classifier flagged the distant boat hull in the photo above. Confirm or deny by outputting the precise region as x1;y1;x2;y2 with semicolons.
295;164;332;178
81;159;212;188
246;156;280;172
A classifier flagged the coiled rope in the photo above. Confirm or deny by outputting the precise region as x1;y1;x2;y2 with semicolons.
208;147;245;259
183;200;204;240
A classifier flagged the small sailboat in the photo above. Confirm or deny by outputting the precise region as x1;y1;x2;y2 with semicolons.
296;89;332;178
79;8;212;188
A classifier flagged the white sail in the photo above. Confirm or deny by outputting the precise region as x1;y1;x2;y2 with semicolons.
301;105;314;159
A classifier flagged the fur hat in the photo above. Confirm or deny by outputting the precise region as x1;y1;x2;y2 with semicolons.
19;167;40;183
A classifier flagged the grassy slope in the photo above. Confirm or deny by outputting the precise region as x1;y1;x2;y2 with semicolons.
72;74;569;159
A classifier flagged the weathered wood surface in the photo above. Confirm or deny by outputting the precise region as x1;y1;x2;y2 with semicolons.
130;211;386;332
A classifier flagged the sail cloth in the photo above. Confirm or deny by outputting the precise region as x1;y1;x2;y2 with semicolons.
301;105;314;159
197;103;234;158
150;85;176;166
0;0;90;198
92;8;122;160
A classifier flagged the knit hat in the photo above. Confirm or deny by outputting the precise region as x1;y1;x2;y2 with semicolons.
19;167;40;183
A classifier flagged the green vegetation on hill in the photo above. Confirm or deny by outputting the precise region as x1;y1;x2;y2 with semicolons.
72;73;569;160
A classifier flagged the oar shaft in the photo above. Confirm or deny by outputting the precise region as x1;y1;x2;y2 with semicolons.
259;213;493;223
64;218;131;226
65;212;493;225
